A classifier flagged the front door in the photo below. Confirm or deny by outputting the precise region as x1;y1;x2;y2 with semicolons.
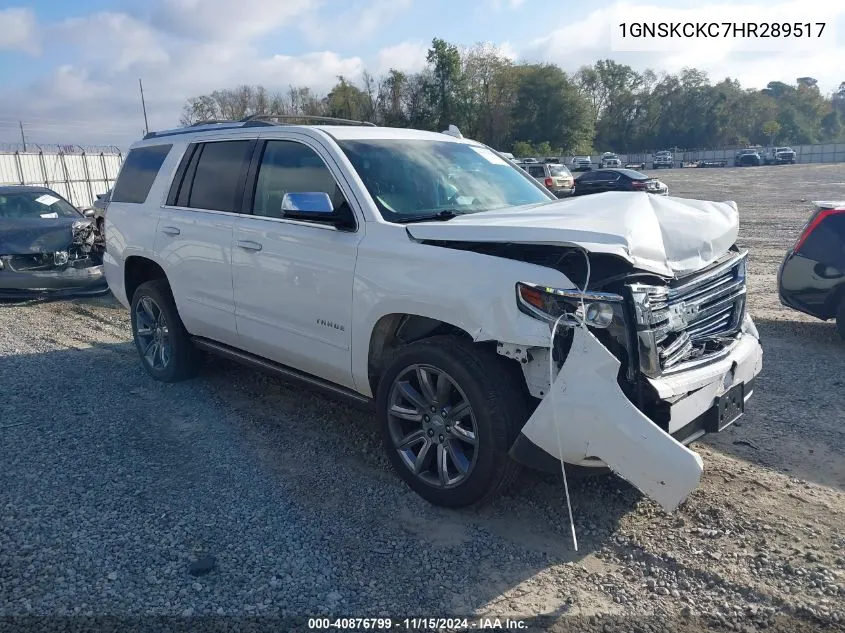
231;138;363;390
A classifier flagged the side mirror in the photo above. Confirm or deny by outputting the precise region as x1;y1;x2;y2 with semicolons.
82;208;95;218
281;192;334;214
281;192;354;230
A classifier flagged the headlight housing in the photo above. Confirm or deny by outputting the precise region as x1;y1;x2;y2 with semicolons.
516;282;625;329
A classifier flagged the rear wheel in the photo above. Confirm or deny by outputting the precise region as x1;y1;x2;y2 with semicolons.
130;280;199;382
376;336;525;508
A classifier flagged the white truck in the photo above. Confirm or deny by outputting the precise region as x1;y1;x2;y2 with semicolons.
103;116;763;511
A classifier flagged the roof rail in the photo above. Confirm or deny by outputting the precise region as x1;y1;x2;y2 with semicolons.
188;119;237;126
240;114;377;127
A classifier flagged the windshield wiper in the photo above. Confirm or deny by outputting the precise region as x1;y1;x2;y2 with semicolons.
393;209;462;224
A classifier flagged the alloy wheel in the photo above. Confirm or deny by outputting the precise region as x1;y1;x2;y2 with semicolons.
134;295;171;371
386;364;479;489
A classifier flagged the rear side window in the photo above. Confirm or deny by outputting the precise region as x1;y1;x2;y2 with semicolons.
527;165;545;178
111;144;172;204
185;140;253;212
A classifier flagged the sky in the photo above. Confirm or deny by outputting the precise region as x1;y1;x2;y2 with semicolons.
0;0;843;149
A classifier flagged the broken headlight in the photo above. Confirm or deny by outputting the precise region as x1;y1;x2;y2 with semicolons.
516;282;625;329
517;281;637;380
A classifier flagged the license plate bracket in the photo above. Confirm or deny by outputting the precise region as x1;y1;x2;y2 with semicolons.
713;382;745;432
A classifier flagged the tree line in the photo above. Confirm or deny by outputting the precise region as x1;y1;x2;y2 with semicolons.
179;38;845;156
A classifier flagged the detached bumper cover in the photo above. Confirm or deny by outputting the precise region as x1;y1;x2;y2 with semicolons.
513;318;762;512
0;264;107;298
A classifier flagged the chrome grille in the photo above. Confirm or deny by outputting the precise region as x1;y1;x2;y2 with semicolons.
630;251;747;376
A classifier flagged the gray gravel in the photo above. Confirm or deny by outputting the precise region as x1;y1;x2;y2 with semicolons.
1;163;844;631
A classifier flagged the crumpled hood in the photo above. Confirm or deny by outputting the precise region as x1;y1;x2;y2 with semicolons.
405;191;739;277
0;217;86;255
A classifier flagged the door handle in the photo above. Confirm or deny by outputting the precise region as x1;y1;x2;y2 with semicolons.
160;226;180;236
237;240;263;252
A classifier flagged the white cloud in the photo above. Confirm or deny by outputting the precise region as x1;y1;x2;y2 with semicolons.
522;1;845;92
0;7;39;55
299;0;412;46
150;0;318;41
53;12;170;73
374;40;429;75
489;0;526;10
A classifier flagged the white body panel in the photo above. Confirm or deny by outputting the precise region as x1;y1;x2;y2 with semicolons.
155;207;239;347
232;214;362;390
105;123;764;512
404;192;739;278
522;326;705;512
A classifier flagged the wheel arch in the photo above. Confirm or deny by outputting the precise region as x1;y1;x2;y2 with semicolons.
367;313;476;396
124;255;168;304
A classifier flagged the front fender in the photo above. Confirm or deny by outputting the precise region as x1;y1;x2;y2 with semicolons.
350;232;574;397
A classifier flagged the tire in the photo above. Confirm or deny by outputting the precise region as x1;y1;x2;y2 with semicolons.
130;279;199;382
837;296;845;343
376;336;526;508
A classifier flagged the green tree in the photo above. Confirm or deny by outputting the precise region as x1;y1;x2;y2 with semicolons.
511;64;593;153
762;120;781;145
426;38;462;131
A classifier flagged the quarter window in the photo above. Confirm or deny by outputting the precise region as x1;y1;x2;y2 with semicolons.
111;144;172;204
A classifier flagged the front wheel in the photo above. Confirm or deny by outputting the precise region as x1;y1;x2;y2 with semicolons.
376;336;525;508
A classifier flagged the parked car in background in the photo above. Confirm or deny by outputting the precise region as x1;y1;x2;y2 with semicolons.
600;152;622;168
574;168;668;197
542;156;561;164
735;149;762;167
778;201;845;341
0;185;107;298
652;151;674;169
92;188;111;231
763;147;796;165
499;151;515;161
523;162;574;197
570;156;592;171
104;117;761;512
521;157;539;164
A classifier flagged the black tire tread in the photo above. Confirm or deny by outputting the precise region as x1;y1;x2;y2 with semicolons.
836;296;845;343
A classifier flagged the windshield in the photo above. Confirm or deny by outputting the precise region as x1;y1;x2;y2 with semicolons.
549;165;571;176
337;139;553;222
0;191;80;219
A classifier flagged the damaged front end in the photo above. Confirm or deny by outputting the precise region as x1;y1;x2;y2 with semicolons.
501;247;762;512
0;219;107;299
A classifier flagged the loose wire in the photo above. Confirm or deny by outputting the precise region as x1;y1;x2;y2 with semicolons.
548;246;591;551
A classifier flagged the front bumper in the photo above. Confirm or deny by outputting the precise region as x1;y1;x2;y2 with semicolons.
0;263;108;298
511;315;762;511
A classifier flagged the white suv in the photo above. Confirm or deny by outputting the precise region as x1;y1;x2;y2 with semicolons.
104;116;763;510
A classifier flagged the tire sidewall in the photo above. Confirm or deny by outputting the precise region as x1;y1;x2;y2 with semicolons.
376;342;512;507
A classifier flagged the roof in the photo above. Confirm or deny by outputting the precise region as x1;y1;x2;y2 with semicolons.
0;185;56;195
137;117;478;146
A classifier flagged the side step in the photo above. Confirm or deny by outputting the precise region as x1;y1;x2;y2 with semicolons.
191;337;373;410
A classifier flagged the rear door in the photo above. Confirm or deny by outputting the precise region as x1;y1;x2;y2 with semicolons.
231;135;363;390
156;137;255;347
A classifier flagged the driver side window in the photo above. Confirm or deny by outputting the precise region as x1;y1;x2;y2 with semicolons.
252;140;352;222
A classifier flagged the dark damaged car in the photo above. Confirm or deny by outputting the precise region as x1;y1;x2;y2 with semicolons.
0;186;107;298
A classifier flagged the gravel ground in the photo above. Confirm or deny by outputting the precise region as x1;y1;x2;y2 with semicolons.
1;163;844;632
